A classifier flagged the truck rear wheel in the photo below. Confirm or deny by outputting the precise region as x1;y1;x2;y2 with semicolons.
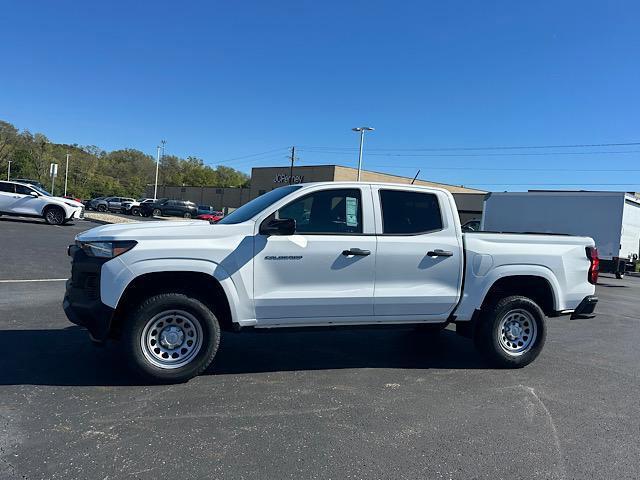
475;296;546;368
123;293;221;383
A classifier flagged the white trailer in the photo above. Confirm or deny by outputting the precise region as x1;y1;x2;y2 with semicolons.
482;191;640;278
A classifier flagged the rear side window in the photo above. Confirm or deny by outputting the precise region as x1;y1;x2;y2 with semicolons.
380;190;443;234
0;182;15;193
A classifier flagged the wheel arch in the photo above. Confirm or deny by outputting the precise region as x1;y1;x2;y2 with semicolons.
41;202;67;217
480;274;557;316
108;263;241;338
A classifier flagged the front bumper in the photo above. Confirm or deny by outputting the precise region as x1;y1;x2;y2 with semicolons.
571;295;598;319
62;245;114;341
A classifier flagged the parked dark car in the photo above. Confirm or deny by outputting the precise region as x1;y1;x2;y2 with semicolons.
461;219;481;232
197;204;217;215
13;178;46;190
140;199;198;218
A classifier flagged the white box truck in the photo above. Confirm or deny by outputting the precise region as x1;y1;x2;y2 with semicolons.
482;191;640;279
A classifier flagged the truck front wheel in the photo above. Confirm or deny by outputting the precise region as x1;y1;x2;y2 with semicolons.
475;296;546;368
123;293;221;383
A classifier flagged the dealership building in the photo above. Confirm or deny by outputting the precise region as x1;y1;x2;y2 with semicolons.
147;164;487;223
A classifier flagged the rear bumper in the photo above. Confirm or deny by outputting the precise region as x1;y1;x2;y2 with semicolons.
570;295;598;319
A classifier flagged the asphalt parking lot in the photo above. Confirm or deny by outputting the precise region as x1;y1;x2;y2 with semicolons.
1;217;639;480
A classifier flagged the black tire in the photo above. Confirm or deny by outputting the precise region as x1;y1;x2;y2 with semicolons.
97;204;107;212
616;272;625;279
131;207;141;216
183;212;192;219
474;295;546;368
43;205;65;225
152;208;162;217
122;293;221;383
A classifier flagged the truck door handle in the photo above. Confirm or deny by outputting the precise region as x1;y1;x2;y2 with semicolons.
427;249;453;257
342;248;371;256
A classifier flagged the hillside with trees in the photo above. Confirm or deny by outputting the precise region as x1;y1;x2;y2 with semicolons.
0;120;249;199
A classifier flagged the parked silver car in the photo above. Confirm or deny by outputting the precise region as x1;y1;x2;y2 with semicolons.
91;196;135;212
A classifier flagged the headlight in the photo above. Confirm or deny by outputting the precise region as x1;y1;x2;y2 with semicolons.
77;240;137;258
64;201;79;207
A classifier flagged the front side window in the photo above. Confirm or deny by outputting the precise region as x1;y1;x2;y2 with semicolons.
277;188;362;234
15;184;34;195
380;190;443;234
218;185;301;225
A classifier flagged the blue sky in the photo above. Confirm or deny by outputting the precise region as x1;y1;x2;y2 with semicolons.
1;0;638;190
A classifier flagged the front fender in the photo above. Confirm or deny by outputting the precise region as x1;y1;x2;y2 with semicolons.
100;257;245;325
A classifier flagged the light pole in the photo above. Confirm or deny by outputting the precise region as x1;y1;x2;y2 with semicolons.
352;127;374;181
153;140;166;201
7;160;11;181
64;153;70;196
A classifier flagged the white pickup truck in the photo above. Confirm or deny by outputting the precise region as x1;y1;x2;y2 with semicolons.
63;182;599;383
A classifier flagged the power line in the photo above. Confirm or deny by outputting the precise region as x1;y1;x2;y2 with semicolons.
299;141;640;152
294;159;640;172
461;183;640;186
298;149;640;158
215;147;290;165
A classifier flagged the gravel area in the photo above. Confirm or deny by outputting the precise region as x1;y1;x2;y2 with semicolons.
84;212;196;225
84;211;141;224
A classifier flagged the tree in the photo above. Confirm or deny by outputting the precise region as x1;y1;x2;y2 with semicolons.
0;120;19;170
0;118;251;198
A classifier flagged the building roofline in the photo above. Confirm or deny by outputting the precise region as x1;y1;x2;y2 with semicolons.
251;164;486;193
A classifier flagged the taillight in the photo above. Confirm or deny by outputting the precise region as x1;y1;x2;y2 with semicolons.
586;247;599;285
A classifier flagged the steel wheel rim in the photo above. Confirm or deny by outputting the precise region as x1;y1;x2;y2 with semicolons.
46;209;63;224
152;209;161;217
140;310;203;369
184;212;191;218
497;309;537;357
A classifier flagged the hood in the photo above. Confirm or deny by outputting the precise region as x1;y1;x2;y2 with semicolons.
77;220;254;242
53;196;83;207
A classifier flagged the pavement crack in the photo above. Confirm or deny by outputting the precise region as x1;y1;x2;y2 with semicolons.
520;385;567;480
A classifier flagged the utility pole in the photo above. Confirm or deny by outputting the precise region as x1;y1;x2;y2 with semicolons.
154;146;161;201
7;160;11;181
289;146;295;184
352;127;374;181
153;140;166;201
64;153;70;196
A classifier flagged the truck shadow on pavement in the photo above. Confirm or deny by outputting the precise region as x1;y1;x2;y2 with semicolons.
0;326;488;386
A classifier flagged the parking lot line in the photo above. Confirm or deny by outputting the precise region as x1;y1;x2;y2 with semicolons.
0;278;67;283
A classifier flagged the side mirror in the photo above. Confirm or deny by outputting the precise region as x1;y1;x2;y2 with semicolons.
30;191;39;197
260;218;296;236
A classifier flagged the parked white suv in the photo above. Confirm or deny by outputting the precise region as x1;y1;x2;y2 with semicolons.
121;198;154;216
0;180;84;225
64;182;599;382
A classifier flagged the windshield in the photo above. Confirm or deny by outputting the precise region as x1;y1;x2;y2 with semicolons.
32;185;52;196
218;185;302;225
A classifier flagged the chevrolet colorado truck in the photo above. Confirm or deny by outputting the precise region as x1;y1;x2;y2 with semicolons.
63;182;599;383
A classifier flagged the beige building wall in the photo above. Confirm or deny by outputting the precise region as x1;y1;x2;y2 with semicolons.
249;165;336;199
146;185;251;209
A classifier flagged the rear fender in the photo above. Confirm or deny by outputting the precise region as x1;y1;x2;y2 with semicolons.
454;264;561;321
